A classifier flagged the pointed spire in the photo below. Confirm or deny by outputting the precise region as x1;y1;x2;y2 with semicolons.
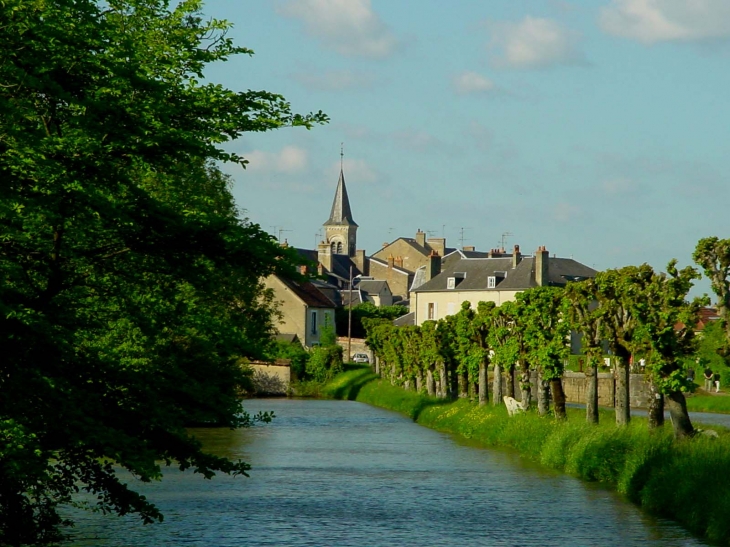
324;164;358;227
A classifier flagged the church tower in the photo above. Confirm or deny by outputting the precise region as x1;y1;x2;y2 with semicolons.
323;168;358;257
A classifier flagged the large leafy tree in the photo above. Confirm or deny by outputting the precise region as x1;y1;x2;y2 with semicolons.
0;0;326;543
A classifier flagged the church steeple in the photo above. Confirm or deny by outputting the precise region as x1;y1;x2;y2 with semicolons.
323;158;358;257
324;169;358;227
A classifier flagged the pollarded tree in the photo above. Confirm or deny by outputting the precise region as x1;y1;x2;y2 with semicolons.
510;298;533;409
0;0;327;542
594;267;643;426
488;301;520;404
693;237;730;340
626;261;705;438
565;279;604;424
419;321;442;396
519;287;570;419
474;301;497;406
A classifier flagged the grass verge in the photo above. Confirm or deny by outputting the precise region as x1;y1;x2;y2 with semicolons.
686;393;730;414
322;367;730;546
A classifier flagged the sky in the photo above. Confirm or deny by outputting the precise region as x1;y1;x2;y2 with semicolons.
200;0;730;296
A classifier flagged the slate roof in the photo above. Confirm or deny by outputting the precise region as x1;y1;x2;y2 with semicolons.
277;276;336;308
356;279;390;295
339;289;364;307
393;312;415;327
294;248;362;285
413;256;596;292
324;170;357;227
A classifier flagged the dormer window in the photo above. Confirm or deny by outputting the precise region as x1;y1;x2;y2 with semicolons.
447;277;456;289
488;276;496;289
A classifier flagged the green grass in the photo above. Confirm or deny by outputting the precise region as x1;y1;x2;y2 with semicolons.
321;370;730;546
686;393;730;414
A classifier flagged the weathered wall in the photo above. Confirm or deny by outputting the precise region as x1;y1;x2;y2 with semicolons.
337;337;372;362
368;260;412;299
556;371;651;408
249;360;291;395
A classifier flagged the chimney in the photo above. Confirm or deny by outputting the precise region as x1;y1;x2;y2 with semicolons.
280;239;289;248
427;237;446;257
416;229;426;248
353;249;367;275
463;245;475;252
394;256;404;268
317;240;332;272
299;264;307;275
427;250;441;281
317;262;324;277
512;244;521;269
387;255;395;269
535;245;549;286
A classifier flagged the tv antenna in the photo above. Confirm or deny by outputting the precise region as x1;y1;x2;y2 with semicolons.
501;231;513;250
459;227;472;250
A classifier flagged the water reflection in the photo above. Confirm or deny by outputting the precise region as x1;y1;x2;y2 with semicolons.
69;399;708;547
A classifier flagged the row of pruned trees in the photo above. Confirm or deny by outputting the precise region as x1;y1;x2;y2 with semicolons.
364;259;708;439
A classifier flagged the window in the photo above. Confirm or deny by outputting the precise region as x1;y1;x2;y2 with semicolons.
311;310;318;334
447;277;456;289
336;241;343;254
487;276;496;288
427;303;436;320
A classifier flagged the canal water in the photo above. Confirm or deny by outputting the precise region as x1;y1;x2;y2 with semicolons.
69;399;707;547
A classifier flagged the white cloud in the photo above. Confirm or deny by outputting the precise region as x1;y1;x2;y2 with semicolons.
245;146;308;174
453;71;496;95
599;0;730;44
488;17;585;69
390;129;443;153
277;0;398;58
293;69;376;91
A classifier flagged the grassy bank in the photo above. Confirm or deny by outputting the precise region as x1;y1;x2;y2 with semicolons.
321;367;730;545
686;393;730;414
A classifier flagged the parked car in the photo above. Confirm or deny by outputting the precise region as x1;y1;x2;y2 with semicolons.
352;353;370;364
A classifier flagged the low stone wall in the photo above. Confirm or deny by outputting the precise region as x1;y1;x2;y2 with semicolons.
248;360;291;395
492;370;652;408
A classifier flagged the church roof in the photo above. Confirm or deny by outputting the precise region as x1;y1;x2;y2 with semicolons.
324;170;358;227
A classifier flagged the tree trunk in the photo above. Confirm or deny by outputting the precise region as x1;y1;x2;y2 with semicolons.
666;390;694;439
374;356;380;376
415;371;423;394
449;364;458;399
585;360;599;424
519;366;532;410
537;375;550;417
505;365;515;399
492;364;503;407
426;369;435;396
403;379;411;391
478;362;488;406
647;377;664;429
458;371;468;398
439;362;448;398
614;357;631;426
468;374;476;401
550;378;567;420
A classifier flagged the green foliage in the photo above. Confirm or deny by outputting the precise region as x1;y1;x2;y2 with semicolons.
0;0;326;542
336;302;408;338
693;237;730;330
305;345;343;383
266;340;309;379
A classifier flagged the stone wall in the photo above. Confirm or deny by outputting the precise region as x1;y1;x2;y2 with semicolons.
337;337;372;362
249;360;291;395
562;371;651;408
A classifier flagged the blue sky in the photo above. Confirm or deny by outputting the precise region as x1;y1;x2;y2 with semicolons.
201;0;730;296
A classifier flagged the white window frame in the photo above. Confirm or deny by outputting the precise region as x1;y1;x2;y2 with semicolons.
447;277;456;289
487;276;496;289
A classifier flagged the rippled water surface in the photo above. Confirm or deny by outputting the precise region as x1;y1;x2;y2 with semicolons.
70;399;707;547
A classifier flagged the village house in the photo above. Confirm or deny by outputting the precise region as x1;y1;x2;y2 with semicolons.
410;245;596;325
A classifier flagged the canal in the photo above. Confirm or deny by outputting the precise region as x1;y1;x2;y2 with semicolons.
70;399;708;546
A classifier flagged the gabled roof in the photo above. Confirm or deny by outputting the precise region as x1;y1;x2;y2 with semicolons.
324;169;357;227
277;275;335;308
356;279;391;295
413;256;596;292
339;288;364;306
369;257;412;276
